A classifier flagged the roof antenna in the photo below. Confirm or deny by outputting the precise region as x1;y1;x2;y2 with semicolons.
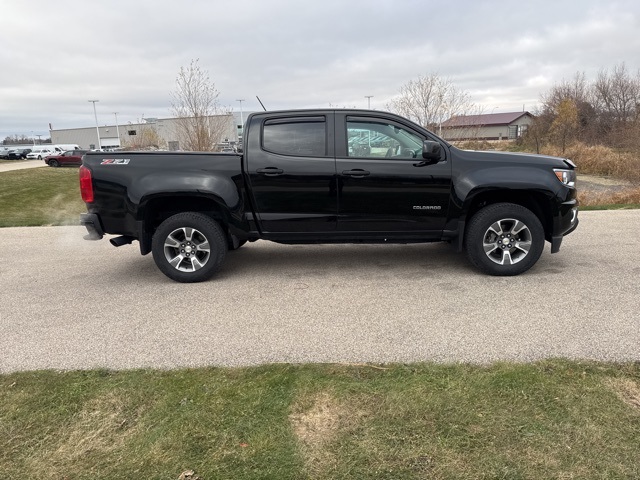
256;96;267;111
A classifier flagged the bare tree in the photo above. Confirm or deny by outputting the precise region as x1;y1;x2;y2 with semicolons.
522;107;550;154
593;63;640;128
170;59;231;151
541;72;591;111
540;71;596;142
550;99;579;154
386;73;474;131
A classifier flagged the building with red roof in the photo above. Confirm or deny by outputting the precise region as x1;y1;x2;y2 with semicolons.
441;111;534;141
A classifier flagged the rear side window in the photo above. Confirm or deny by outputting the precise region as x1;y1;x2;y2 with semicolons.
263;117;326;157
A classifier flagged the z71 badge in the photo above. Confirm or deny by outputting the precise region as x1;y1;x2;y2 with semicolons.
101;158;130;165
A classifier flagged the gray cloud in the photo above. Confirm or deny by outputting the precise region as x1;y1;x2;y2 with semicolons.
1;0;638;138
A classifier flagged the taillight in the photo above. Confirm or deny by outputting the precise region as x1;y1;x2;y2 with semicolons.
79;166;94;203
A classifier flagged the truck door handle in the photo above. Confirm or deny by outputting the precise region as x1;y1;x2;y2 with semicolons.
342;169;370;177
256;167;284;176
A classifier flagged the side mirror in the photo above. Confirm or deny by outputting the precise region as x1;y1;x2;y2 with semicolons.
422;140;442;162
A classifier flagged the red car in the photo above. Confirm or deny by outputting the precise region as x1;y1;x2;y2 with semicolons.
44;150;88;167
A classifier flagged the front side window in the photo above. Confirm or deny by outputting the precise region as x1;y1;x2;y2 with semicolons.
263;118;326;157
347;120;423;159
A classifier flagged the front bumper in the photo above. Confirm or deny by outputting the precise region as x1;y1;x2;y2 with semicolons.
80;213;104;240
550;199;579;253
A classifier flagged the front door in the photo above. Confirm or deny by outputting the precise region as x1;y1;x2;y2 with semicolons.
335;114;452;234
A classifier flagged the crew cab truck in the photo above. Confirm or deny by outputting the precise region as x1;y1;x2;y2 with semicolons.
79;109;578;282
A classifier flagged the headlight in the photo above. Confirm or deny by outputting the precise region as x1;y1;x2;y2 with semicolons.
554;169;576;187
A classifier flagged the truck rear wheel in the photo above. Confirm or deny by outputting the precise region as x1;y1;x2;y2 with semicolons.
465;203;544;276
151;212;227;283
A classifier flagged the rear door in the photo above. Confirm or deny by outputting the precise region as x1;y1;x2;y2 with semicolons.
245;113;337;234
335;112;452;234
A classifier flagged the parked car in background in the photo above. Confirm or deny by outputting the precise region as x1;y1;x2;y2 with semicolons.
8;148;32;159
44;149;88;167
0;147;12;159
27;147;55;160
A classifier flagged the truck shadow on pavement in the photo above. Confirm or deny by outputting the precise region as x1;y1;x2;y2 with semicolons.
106;240;563;283
221;242;470;280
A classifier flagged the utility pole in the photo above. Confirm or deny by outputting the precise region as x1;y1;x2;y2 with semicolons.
236;99;245;144
236;99;245;125
113;112;121;147
88;100;101;150
365;95;373;109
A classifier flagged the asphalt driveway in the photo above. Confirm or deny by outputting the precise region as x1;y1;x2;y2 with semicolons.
0;159;46;172
0;210;638;372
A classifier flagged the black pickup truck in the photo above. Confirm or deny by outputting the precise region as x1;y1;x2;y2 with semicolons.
80;109;578;282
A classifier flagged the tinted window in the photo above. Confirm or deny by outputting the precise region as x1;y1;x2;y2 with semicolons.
263;119;326;157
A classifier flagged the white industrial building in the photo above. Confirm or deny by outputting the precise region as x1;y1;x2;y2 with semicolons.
441;112;534;141
50;112;245;151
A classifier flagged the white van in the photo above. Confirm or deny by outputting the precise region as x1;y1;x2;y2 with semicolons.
52;144;80;152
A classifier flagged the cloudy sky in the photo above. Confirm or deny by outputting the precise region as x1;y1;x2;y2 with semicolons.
1;0;638;140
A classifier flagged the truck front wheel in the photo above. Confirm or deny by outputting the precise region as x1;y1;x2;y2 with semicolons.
151;212;227;283
464;203;544;276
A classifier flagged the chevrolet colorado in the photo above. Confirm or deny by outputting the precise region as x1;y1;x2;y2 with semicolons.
80;109;578;282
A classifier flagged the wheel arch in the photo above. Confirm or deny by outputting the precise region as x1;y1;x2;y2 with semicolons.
463;189;554;242
138;193;232;255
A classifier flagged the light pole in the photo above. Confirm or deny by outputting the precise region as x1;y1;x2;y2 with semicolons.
31;131;35;147
113;112;121;147
236;99;245;144
365;95;373;109
88;100;101;150
36;134;42;145
236;99;245;126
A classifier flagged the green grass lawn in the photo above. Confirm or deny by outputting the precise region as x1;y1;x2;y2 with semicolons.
1;361;639;479
0;167;85;227
581;203;640;210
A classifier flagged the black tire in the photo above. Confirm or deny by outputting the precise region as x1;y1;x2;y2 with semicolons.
151;212;227;283
37;155;42;160
464;203;544;276
49;160;60;167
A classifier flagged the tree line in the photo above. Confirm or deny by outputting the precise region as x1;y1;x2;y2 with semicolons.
2;135;51;145
525;63;640;154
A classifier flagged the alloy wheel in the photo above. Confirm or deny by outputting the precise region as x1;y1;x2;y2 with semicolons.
482;218;532;265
